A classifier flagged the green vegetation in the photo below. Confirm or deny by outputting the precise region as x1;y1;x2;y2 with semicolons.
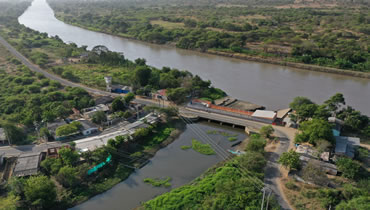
227;137;237;141
191;139;216;155
143;130;274;209
55;121;82;137
278;150;301;170
259;125;274;139
290;94;370;143
180;145;191;150
246;134;267;153
206;130;238;137
49;0;370;72
143;177;172;187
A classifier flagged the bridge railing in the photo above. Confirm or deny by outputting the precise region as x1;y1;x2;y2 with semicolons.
186;104;274;124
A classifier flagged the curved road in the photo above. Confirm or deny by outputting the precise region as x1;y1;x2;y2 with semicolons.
0;35;293;209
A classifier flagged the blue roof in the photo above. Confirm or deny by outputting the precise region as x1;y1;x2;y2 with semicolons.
332;129;341;137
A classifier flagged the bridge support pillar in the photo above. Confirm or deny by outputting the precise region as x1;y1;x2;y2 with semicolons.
220;122;223;125
208;119;211;123
232;124;235;128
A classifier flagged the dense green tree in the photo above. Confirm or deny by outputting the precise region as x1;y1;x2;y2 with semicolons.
289;97;318;122
166;87;188;104
246;134;266;153
40;157;63;175
112;97;125;112
56;166;79;187
336;157;361;179
24;175;57;208
55;121;82;137
92;111;107;125
124;92;135;104
58;147;79;166
336;196;370;210
237;151;266;173
295;119;334;145
134;66;151;87
324;93;345;114
259;125;274;139
278;150;300;170
0;122;26;145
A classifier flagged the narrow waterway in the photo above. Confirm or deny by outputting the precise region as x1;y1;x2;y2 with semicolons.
19;0;370;115
72;122;246;210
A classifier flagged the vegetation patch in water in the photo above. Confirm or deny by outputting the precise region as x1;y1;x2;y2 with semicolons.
191;139;215;155
143;177;172;187
207;130;238;137
181;145;192;150
227;137;238;142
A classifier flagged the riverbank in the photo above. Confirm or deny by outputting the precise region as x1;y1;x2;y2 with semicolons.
53;16;370;80
68;120;186;208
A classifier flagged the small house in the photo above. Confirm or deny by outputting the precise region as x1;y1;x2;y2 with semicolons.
275;108;292;125
0;128;7;144
13;152;43;177
95;96;114;105
82;104;110;119
77;119;99;136
335;136;360;159
328;117;344;137
252;110;277;123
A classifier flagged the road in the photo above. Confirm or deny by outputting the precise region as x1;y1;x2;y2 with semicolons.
0;34;293;209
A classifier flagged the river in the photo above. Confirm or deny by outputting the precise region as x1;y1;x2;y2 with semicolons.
19;0;370;115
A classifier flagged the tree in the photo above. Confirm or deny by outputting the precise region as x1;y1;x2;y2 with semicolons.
166;87;188;104
55;122;81;137
92;111;107;125
324;93;345;114
278;150;300;170
295;119;334;145
112;97;125;112
246;134;266;153
336;157;361;179
289;97;317;121
40;158;63;175
39;127;51;140
58;147;79;166
134;66;151;87
237;151;266;173
24;175;57;209
1;122;26;145
56;166;79;187
336;196;370;210
124;92;135;104
0;194;19;210
302;161;329;185
259;125;274;139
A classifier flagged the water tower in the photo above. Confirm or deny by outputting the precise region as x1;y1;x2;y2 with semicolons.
104;76;112;92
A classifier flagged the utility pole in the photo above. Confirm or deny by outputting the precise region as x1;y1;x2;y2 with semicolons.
265;190;272;210
261;188;266;210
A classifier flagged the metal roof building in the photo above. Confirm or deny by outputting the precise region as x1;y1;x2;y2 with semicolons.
13;152;43;177
335;136;360;158
252;110;277;120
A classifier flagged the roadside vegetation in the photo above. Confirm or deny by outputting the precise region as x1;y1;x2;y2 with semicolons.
49;0;370;72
